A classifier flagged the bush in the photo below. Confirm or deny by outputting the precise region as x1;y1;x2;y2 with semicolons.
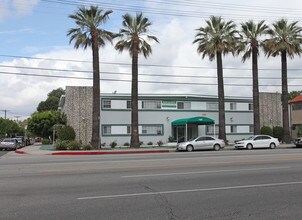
147;141;153;145
83;145;92;151
54;140;69;150
168;136;175;142
273;126;283;142
260;126;273;136
139;141;144;146
67;140;82;150
56;125;76;141
157;140;163;146
123;142;130;146
110;141;117;148
42;139;51;145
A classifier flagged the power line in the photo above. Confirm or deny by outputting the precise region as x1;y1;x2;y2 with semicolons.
0;70;301;87
0;110;10;119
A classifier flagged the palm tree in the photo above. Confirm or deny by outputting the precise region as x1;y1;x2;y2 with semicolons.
238;20;269;135
193;16;239;142
67;6;114;148
115;13;159;148
263;19;302;143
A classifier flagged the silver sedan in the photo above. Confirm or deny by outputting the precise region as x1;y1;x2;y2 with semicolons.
0;138;20;151
177;136;225;152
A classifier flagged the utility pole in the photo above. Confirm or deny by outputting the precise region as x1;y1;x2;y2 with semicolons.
0;109;10;119
14;116;21;122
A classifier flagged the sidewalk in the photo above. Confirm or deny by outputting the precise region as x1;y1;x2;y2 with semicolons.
15;143;175;155
14;143;297;156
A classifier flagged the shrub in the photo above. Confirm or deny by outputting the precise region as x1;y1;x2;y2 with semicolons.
260;126;273;136
273;126;283;142
42;139;51;145
56;125;76;141
123;142;130;146
83;145;92;151
54;140;69;150
139;141;144;146
168;136;175;142
110;141;117;148
147;141;153;145
157;140;163;146
67;140;82;150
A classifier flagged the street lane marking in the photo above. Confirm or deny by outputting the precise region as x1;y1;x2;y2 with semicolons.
121;166;290;178
77;181;302;200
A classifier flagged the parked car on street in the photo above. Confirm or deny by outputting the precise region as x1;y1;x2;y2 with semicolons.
15;136;25;147
293;137;302;147
234;135;279;150
0;138;20;151
176;136;225;152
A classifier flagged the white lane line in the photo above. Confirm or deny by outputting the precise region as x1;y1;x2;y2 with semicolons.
121;166;290;178
77;181;302;200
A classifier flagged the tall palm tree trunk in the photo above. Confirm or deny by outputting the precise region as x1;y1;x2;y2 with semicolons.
91;29;101;149
281;51;291;143
252;47;261;134
216;51;226;142
130;41;140;148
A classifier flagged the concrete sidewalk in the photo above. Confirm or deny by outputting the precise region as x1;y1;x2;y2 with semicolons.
15;143;175;155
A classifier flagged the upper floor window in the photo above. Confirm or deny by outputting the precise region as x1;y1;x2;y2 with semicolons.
177;102;191;110
103;100;111;109
292;104;302;111
248;103;253;111
206;102;218;110
142;101;161;109
230;125;237;133
230;102;237;110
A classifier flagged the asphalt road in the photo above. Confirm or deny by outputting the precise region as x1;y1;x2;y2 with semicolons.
0;150;8;157
1;148;302;220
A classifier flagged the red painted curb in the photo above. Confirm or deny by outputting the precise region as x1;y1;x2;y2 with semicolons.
15;150;26;154
51;150;170;155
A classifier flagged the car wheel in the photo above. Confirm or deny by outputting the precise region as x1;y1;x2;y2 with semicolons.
270;143;276;149
213;144;221;151
186;145;194;152
247;143;253;150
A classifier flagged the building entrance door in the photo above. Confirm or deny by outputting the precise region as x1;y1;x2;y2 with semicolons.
173;126;195;142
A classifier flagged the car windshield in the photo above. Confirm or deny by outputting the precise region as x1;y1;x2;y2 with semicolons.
245;136;255;140
3;139;14;143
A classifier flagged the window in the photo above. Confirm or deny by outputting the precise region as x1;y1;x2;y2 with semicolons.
205;136;214;141
249;125;254;133
206;125;219;134
103;100;111;109
127;126;131;134
196;137;206;141
177;102;191;110
126;100;131;109
230;102;237;110
248;103;253;111
142;101;161;109
206;102;218;110
141;125;163;135
103;126;111;134
292;104;302;111
230;125;237;133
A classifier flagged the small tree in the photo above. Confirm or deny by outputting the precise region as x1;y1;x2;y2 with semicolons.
273;126;284;142
56;125;76;141
260;126;273;136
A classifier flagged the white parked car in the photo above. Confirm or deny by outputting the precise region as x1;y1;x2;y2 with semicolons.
234;135;279;150
176;136;225;152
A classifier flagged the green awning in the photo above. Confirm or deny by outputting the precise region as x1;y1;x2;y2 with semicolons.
172;116;215;126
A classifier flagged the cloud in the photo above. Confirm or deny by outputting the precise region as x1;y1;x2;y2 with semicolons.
0;0;39;21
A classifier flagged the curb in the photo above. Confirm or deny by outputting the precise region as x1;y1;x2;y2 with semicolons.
51;149;171;155
15;150;26;154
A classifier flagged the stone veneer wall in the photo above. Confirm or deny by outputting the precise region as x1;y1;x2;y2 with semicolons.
259;92;282;128
64;86;93;145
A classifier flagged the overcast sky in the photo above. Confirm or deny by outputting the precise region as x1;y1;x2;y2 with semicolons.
1;0;302;120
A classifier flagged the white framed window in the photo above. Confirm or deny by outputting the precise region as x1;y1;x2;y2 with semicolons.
142;101;161;109
206;102;218;110
127;126;131;134
230;102;237;110
126;100;131;109
103;100;111;109
103;126;111;134
206;125;219;134
177;102;191;110
141;125;163;135
230;125;237;133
